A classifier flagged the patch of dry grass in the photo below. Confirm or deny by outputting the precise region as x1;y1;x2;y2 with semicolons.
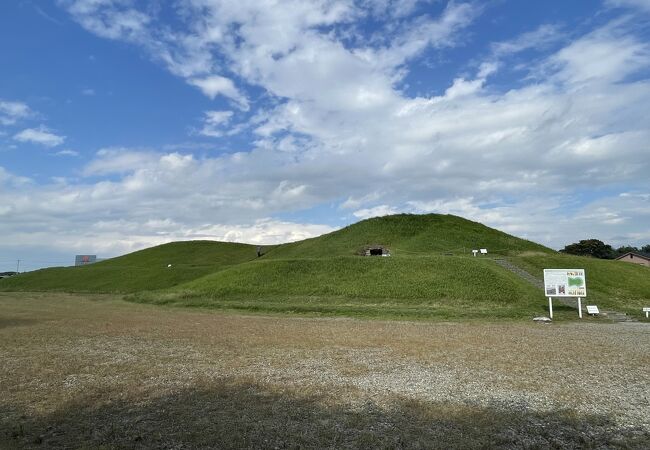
1;292;649;448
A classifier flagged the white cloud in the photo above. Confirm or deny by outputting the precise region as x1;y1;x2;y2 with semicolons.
204;110;233;125
59;1;477;114
202;219;336;245
371;1;480;67
199;110;234;137
353;205;398;219
0;216;336;260
606;0;650;12
188;75;249;110
341;192;384;210
492;24;564;57
444;77;484;99
13;126;65;147
0;166;31;187
83;147;159;176
0;158;336;257
550;24;650;84
55;149;80;157
82;88;96;95
60;0;150;40
0;99;32;125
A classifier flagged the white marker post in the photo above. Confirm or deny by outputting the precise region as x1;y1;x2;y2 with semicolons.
577;297;582;319
548;297;553;319
643;307;650;318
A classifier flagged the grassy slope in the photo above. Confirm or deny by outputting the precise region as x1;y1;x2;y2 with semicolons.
510;253;650;316
0;241;257;293
262;214;552;259
131;256;546;320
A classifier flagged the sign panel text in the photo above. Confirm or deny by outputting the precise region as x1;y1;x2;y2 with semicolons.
543;269;586;297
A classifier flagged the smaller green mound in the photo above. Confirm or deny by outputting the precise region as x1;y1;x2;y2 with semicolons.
263;214;552;259
510;254;650;316
0;241;257;293
130;256;544;320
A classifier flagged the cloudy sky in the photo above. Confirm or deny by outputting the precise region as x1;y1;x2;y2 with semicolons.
1;0;649;271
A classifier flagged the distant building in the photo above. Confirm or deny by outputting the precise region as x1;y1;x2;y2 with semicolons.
615;252;650;268
75;255;97;266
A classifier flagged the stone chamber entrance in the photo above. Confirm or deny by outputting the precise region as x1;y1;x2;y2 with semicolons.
359;245;391;256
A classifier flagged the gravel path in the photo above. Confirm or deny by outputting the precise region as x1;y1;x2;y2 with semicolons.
1;293;649;448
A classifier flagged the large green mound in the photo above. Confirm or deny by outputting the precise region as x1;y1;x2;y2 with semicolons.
0;240;256;293
3;214;648;320
262;214;551;259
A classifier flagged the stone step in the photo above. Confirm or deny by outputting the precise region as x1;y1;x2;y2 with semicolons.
492;259;543;289
601;311;637;322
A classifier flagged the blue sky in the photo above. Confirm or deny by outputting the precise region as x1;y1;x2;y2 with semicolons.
1;0;649;271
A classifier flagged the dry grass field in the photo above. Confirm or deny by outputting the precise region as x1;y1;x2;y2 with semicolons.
1;292;649;449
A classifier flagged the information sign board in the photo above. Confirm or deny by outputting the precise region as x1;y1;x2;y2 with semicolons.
75;255;97;266
543;269;586;297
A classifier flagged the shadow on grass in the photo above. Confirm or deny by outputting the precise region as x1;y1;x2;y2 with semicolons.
2;380;648;449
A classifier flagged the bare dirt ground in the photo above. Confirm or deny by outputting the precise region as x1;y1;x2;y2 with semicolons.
1;292;649;449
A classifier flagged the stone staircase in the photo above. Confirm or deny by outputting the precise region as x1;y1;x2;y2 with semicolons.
492;258;637;322
599;310;637;322
493;258;543;289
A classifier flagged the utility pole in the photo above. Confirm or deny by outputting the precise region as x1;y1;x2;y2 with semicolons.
16;259;20;273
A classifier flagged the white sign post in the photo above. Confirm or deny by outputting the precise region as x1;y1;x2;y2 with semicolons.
577;297;582;319
586;305;600;315
543;269;587;319
643;307;650;319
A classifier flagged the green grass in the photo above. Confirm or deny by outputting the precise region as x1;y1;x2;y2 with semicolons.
128;294;563;321
174;256;537;302
127;255;547;320
0;240;257;293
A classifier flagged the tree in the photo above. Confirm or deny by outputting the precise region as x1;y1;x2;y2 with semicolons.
616;245;640;255
642;244;650;255
560;239;616;259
